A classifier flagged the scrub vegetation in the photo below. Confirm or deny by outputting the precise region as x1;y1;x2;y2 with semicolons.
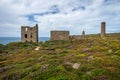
0;33;120;80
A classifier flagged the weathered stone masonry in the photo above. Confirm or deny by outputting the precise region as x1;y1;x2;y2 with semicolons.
21;24;38;42
70;35;81;40
50;31;69;40
21;22;106;42
101;22;106;38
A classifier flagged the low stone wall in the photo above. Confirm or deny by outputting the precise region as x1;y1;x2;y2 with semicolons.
70;35;81;40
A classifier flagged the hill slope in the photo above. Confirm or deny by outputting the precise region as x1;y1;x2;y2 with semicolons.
0;33;120;80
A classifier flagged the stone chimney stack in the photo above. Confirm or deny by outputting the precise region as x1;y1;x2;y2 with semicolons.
82;30;85;39
35;24;39;42
101;22;106;38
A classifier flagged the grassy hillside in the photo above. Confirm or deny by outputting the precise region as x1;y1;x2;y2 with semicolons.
0;33;120;80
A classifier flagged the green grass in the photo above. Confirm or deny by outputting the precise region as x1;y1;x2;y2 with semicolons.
0;33;120;80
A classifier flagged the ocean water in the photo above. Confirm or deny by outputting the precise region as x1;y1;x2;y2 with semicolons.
0;37;50;45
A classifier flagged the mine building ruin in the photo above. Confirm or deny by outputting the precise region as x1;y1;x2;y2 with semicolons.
101;22;106;38
70;35;81;40
21;24;38;42
50;21;106;41
50;31;70;40
82;30;85;39
20;22;106;42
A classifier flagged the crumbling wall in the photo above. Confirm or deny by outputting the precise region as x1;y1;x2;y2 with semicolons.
50;31;69;40
70;35;81;40
21;24;38;42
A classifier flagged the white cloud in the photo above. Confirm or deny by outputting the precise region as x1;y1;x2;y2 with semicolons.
0;0;120;37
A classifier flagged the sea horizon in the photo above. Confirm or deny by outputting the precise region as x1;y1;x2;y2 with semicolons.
0;37;50;45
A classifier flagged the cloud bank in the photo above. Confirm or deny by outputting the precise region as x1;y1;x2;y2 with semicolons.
0;0;120;37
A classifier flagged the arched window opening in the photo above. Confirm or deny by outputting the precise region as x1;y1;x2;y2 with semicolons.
25;34;27;38
25;28;28;31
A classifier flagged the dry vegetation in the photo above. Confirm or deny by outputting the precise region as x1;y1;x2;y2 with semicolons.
0;33;120;80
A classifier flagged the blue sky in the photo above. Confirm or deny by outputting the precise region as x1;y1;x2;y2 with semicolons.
0;0;120;37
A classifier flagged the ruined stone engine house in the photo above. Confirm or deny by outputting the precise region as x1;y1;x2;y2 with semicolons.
50;31;70;40
21;24;38;42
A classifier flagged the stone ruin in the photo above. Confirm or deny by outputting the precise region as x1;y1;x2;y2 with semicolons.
21;22;106;42
21;24;38;42
70;35;81;40
101;22;106;38
50;22;106;41
50;31;70;40
50;30;85;41
82;30;85;39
